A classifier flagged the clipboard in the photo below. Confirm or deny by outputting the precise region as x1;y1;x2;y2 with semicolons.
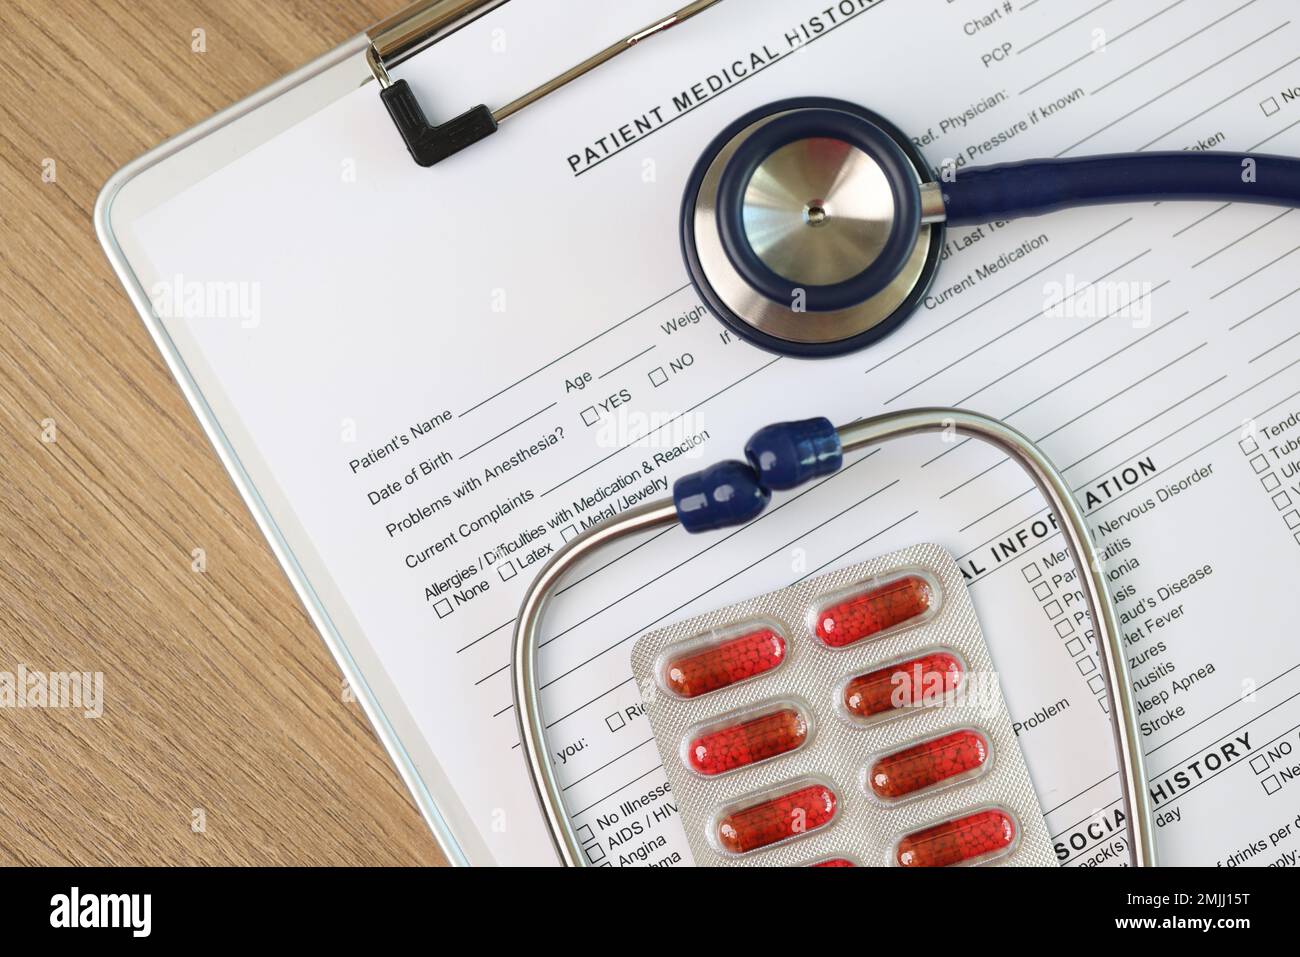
96;0;720;867
97;0;1300;869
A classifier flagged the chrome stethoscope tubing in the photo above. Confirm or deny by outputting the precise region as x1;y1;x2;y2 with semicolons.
512;409;1157;867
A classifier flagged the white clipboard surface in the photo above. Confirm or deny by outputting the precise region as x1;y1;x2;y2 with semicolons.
99;0;1300;868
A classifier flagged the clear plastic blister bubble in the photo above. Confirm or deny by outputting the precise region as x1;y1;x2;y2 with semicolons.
837;645;967;727
630;543;1057;868
809;569;941;649
708;776;839;857
681;698;814;778
861;726;994;806
892;805;1021;868
805;854;860;868
655;617;789;700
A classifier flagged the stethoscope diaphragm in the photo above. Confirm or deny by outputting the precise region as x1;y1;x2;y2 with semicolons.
683;96;1300;359
681;98;946;358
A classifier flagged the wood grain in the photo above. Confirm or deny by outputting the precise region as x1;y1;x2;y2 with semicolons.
0;0;446;865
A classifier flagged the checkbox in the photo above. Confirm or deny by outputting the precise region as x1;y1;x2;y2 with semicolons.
1087;674;1106;694
1066;637;1085;656
1274;490;1293;511
1099;697;1109;714
498;561;517;581
434;598;453;619
1294;530;1300;545
1262;96;1281;117
576;824;595;844
1044;600;1063;619
585;842;607;864
1250;755;1270;775
1251;454;1270;474
649;367;668;387
1263;473;1282;492
1032;581;1052;601
1077;656;1097;675
581;406;600;427
1240;436;1260;454
1055;619;1075;638
1263;775;1281;795
1023;562;1042;583
605;711;626;732
1284;510;1300;529
562;524;579;542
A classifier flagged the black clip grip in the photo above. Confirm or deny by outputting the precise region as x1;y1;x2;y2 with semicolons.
380;80;498;168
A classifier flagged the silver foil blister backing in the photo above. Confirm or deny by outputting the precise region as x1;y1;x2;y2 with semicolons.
631;542;1058;867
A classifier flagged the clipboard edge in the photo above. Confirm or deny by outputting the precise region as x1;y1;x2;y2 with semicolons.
94;34;481;869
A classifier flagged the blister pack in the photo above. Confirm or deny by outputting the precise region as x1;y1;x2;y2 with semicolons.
630;543;1057;867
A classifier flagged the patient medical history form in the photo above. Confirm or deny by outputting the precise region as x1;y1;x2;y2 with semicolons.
127;0;1300;865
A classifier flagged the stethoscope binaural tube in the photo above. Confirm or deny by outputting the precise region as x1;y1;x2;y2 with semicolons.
944;151;1300;224
512;409;1158;868
683;97;1300;358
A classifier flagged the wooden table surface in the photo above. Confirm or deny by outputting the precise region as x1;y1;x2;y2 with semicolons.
0;0;445;866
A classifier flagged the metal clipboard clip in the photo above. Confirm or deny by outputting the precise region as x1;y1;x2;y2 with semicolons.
366;0;725;167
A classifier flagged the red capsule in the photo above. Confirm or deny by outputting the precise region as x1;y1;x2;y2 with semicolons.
687;707;809;776
663;626;786;698
716;784;837;854
810;858;855;867
815;575;934;647
895;809;1017;867
843;651;964;719
869;729;990;800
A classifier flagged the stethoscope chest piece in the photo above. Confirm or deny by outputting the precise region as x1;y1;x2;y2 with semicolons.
682;98;945;358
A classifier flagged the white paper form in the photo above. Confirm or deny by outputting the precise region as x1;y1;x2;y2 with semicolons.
123;0;1300;866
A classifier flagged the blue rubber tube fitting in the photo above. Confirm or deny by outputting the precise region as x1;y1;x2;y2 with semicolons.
673;460;771;534
744;418;844;491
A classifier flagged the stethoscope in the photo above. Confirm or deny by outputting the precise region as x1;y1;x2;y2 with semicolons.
512;410;1155;868
374;0;1300;354
508;97;1300;867
508;99;1300;868
681;97;1300;357
363;0;1300;868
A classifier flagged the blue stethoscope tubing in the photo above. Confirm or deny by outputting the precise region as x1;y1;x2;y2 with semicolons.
682;97;1300;358
946;150;1300;223
510;96;1300;868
